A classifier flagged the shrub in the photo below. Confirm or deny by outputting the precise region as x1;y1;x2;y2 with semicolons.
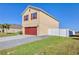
18;31;22;35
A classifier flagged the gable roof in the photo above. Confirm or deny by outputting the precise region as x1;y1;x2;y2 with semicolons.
21;5;59;23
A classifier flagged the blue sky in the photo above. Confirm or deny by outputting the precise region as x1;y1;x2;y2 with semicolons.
0;3;79;31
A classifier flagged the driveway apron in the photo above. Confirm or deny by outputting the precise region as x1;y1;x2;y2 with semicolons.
0;35;48;50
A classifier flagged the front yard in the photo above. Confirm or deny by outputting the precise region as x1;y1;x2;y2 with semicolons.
0;36;79;55
0;32;20;37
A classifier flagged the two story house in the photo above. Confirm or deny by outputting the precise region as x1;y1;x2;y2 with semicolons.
22;5;59;36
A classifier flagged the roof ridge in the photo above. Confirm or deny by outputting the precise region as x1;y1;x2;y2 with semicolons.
21;5;59;23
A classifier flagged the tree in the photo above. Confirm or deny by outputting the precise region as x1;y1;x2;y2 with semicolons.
5;24;10;33
1;24;5;33
0;24;10;33
0;24;2;32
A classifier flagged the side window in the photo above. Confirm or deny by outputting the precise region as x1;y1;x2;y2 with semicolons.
24;15;28;21
31;12;37;20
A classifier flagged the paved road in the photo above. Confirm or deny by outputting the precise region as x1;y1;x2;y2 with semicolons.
0;35;48;50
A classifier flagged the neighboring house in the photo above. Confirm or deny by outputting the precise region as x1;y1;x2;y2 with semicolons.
75;32;79;35
0;24;22;33
6;24;22;33
22;5;59;36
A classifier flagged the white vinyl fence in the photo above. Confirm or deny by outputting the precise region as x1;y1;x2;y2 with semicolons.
48;28;75;37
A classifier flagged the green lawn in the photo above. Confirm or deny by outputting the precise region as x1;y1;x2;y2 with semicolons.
0;33;19;37
0;36;79;55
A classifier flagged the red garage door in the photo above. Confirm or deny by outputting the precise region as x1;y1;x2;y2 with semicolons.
25;27;37;35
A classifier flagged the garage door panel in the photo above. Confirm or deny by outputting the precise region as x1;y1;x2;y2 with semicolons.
25;27;37;35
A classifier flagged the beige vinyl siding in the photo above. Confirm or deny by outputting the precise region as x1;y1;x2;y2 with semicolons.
22;8;40;35
22;7;59;35
38;11;59;35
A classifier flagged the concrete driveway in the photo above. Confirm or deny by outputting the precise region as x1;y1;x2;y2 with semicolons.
0;35;48;50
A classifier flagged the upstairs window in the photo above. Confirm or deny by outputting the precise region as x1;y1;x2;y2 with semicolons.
24;15;28;21
31;12;37;20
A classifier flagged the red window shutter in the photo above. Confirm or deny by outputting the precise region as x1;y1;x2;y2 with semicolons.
24;15;29;21
31;12;37;20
